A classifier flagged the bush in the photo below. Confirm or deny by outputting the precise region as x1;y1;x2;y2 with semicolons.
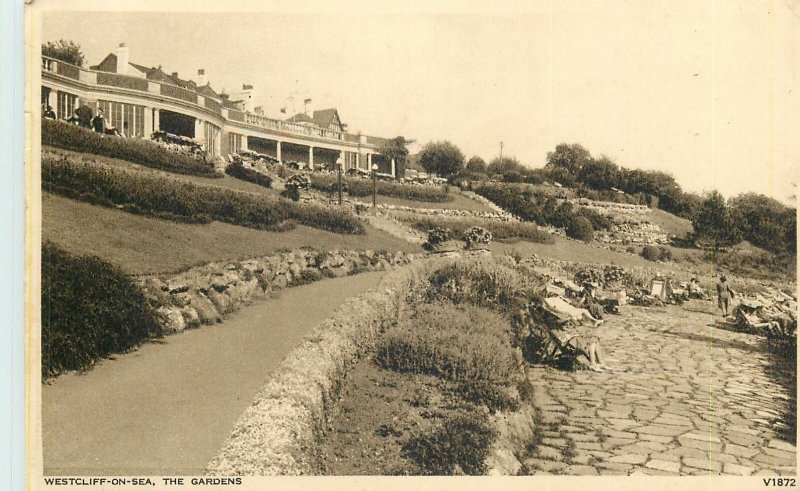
280;186;301;202
462;226;492;249
402;215;553;245
641;245;672;262
402;413;497;475
566;216;594;241
41;242;162;377
423;227;450;251
225;160;272;188
42;119;219;177
309;173;452;203
376;304;520;386
42;155;365;235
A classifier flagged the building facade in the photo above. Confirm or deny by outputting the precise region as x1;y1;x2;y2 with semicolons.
41;44;396;176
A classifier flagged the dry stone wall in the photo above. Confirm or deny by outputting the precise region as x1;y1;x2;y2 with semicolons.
138;249;418;333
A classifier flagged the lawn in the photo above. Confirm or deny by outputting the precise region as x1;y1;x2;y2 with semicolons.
43;193;421;275
349;187;496;213
648;208;694;237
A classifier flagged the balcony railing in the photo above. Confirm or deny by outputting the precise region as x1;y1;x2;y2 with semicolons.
41;55;380;147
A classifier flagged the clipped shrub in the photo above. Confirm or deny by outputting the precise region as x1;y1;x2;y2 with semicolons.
42;119;219;177
641;245;672;262
42;155;365;235
423;227;451;252
462;226;492;249
309;173;452;203
402;413;497;475
566;216;594;242
225;159;272;188
41;241;162;377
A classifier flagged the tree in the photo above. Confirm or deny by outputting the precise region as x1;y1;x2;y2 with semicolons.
487;156;525;176
693;191;739;250
465;156;487;173
42;40;85;67
729;193;795;254
418;141;465;178
545;143;592;176
378;136;410;178
577;155;620;191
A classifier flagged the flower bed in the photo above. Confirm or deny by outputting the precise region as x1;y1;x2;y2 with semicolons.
309;173;452;203
399;214;553;245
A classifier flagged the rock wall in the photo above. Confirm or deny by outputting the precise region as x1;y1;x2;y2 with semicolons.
138;249;418;333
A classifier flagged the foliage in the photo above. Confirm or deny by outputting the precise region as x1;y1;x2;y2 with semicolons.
423;227;451;251
41;241;162;377
376;304;520;385
546;143;593;175
465;156;487;173
693;191;740;249
729;193;796;255
225;160;272;188
308;173;451;203
42;39;85;67
640;245;673;262
280;186;301;201
378;136;411;178
42;119;219;177
402;215;553;245
566;216;594;242
42;156;366;234
487;156;526;176
418;140;465;178
402;413;497;475
286;173;311;190
462;226;493;249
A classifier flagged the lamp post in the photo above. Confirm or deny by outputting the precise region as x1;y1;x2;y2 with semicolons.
371;163;379;209
336;158;344;205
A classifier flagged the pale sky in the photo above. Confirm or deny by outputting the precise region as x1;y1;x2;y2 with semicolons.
40;1;799;203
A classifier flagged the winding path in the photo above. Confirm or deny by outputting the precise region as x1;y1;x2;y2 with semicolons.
42;271;387;475
522;305;797;476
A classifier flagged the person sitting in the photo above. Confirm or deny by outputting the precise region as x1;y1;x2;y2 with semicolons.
543;295;603;327
43;105;56;120
91;109;106;134
578;283;607;319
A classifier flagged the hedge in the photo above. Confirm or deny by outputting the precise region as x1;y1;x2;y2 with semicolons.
400;215;554;245
41;242;162;377
309;173;452;203
42;155;365;235
42;119;220;178
225;161;273;188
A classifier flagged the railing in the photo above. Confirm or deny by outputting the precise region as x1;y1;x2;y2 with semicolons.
41;55;380;147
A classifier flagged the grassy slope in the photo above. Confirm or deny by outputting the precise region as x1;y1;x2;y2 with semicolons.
43;193;421;275
349;188;495;213
647;208;694;237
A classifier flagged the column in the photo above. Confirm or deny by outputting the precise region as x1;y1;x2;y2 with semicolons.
213;127;222;158
241;135;248;151
308;146;314;170
339;150;345;170
144;107;153;137
356;152;361;170
391;158;396;178
194;118;204;141
153;108;160;133
367;153;373;170
276;141;282;162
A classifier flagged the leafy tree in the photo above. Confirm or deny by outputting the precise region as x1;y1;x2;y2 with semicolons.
545;143;592;175
487;156;525;176
729;193;796;254
42;40;85;67
378;136;410;178
465;156;487;173
577;155;620;191
566;216;594;242
419;141;465;178
693;191;739;250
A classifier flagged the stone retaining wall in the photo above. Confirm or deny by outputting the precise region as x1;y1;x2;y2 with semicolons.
138;249;418;333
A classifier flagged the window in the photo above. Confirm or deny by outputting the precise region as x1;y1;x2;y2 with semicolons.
55;91;78;120
98;100;145;137
228;133;242;154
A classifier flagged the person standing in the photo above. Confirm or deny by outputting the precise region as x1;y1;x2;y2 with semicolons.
91;108;106;134
716;275;735;317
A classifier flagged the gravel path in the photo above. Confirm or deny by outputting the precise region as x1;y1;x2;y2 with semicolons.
42;271;387;475
522;305;796;476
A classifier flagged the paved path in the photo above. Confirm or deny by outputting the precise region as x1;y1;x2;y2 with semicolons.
42;272;387;475
522;305;796;476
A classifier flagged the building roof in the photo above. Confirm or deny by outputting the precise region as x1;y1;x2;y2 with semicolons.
286;113;315;124
196;84;221;99
286;109;342;129
90;54;149;77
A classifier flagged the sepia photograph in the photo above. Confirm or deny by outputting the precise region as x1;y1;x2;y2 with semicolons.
25;0;798;487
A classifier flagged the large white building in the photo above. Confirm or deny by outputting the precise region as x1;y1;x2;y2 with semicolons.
41;43;396;175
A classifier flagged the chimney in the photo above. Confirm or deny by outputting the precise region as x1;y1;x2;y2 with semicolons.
254;106;264;116
197;69;207;87
240;83;255;112
114;43;129;75
171;72;179;79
